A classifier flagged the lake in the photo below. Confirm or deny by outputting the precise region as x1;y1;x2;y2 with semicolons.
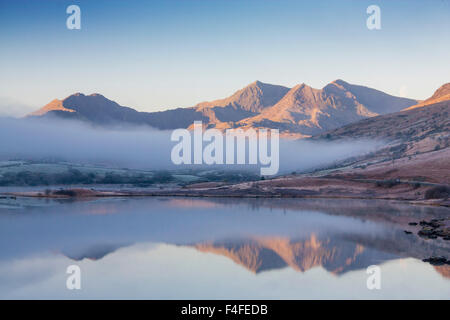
0;196;449;299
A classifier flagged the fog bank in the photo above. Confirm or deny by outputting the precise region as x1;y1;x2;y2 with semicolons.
0;117;382;174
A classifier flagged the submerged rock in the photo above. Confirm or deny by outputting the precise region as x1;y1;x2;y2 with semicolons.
418;227;435;236
422;256;449;266
417;218;450;240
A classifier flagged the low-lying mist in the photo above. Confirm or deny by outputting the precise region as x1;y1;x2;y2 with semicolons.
0;117;383;175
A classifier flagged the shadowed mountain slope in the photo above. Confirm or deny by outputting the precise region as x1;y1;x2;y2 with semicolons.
329;79;417;114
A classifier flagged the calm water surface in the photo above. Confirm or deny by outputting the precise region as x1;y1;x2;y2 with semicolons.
0;196;449;299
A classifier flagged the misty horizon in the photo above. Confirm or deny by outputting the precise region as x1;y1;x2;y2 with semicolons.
0;116;381;175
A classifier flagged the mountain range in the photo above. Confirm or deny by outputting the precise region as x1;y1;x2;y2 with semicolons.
29;80;420;137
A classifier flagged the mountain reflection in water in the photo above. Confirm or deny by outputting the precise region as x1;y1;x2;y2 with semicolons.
0;197;448;299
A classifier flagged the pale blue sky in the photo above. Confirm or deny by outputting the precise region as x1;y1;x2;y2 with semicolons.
0;0;449;115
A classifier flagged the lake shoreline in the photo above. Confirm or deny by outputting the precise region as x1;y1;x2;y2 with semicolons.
1;182;449;208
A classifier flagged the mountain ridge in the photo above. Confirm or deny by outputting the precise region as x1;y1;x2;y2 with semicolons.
28;80;421;136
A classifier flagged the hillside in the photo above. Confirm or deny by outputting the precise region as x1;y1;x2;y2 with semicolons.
405;83;450;110
308;84;450;185
314;98;449;160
